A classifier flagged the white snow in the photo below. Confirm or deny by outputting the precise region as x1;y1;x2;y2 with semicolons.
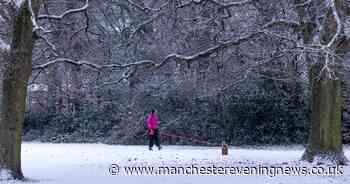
0;15;5;23
344;18;350;38
0;39;10;50
12;0;25;9
0;0;25;9
0;169;12;181
28;84;48;92
1;143;349;184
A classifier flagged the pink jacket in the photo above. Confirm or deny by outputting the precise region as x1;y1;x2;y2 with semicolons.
147;113;158;129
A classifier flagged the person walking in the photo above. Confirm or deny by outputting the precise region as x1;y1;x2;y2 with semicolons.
147;109;161;150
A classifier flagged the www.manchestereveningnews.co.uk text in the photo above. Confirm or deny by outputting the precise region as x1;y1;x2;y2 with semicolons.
108;163;344;177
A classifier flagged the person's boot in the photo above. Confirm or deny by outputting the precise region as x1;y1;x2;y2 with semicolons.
158;146;162;150
149;147;153;151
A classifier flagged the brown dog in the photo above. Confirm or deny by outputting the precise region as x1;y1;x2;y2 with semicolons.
221;141;229;160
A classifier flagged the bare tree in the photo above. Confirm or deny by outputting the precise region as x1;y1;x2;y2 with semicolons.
0;0;89;179
294;0;349;164
0;0;42;179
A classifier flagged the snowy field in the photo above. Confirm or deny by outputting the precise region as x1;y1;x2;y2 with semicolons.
1;143;350;184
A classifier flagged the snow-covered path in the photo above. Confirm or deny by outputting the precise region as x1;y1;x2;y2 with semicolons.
2;143;350;184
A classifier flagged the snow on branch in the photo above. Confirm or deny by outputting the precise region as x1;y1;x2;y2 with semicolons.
195;0;253;8
33;25;331;84
99;67;136;87
36;34;57;56
220;53;287;92
126;0;252;12
32;58;156;71
38;0;89;20
2;0;25;8
178;0;253;9
263;19;300;29
327;0;341;48
211;0;253;7
295;0;313;7
125;0;169;12
27;0;54;34
14;0;24;8
33;29;295;72
155;31;264;67
128;11;166;40
0;0;25;11
28;0;40;32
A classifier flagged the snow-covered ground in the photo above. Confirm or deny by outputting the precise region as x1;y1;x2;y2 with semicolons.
1;143;349;184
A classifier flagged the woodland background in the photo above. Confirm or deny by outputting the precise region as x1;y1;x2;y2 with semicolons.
1;0;349;145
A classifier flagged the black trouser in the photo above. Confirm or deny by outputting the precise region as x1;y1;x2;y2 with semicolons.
149;129;160;149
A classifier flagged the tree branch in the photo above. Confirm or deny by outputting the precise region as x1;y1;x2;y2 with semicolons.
37;0;89;20
327;0;341;48
33;30;288;72
263;19;300;29
125;0;169;12
295;0;313;7
32;58;156;71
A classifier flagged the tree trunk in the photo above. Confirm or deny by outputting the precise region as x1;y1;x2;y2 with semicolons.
302;63;348;164
295;0;349;164
0;0;41;179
